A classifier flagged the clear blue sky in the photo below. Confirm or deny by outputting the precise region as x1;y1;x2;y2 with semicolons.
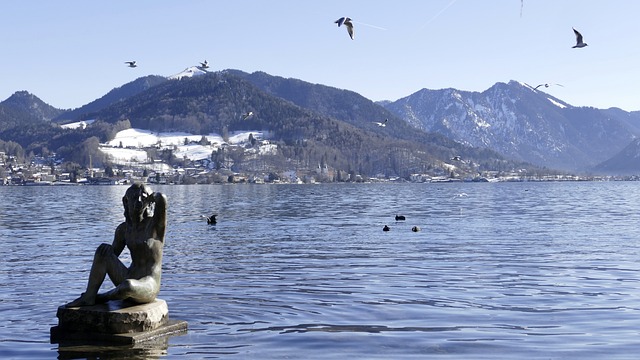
2;1;639;111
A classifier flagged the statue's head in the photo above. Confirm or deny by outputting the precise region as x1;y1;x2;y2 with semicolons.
123;183;153;224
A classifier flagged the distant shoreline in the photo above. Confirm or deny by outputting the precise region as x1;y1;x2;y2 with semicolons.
2;175;638;187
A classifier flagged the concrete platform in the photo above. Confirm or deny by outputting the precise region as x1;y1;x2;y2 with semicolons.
51;298;187;345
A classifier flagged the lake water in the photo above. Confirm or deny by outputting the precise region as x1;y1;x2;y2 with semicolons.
2;182;640;359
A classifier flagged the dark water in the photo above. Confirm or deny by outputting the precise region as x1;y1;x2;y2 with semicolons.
2;182;640;359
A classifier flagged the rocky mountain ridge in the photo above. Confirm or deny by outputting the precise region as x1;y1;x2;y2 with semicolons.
382;81;640;172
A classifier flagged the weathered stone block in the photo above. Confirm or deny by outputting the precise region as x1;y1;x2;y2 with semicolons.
56;299;168;334
51;298;187;345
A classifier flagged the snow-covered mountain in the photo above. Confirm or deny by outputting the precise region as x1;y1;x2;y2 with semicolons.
383;81;640;172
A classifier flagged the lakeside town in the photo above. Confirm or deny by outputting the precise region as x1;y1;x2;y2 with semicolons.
2;149;637;186
3;122;638;186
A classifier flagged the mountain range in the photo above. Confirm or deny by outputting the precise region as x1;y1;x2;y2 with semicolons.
1;67;639;176
382;81;640;173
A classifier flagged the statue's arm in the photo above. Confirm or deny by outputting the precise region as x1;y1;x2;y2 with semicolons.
150;192;167;241
112;222;126;256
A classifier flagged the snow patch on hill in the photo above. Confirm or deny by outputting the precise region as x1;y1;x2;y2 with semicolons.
99;128;267;165
60;119;95;129
547;97;567;108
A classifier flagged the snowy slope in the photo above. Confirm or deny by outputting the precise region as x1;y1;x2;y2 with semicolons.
167;66;208;80
99;128;266;164
60;119;95;129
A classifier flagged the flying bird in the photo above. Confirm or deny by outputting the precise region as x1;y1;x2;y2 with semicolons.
241;111;254;120
572;28;588;48
125;61;137;68
374;118;388;127
199;60;210;69
335;17;354;40
534;83;564;91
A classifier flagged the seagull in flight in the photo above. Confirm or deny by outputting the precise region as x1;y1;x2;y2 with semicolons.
199;60;210;69
335;17;354;40
572;28;588;48
241;111;254;120
374;118;388;127
534;83;564;91
125;61;137;68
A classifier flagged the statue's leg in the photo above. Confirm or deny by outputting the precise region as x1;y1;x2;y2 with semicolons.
96;276;159;304
65;244;127;307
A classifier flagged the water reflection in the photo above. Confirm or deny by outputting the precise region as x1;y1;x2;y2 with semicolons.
56;334;170;359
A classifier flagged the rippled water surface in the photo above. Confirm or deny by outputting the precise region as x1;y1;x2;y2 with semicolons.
2;182;640;359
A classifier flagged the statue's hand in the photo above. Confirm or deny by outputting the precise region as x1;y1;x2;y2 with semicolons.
144;192;158;205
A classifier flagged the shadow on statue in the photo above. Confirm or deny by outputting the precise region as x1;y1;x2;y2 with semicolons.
51;183;187;347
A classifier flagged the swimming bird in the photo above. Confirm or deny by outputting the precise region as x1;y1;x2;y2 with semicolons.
241;111;254;120
411;226;421;232
572;28;588;48
451;155;462;161
202;214;217;225
374;118;388;127
335;17;354;40
125;61;137;68
395;215;406;221
383;225;390;232
199;60;210;69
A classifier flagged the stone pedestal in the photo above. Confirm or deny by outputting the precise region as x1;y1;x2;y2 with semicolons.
50;299;187;345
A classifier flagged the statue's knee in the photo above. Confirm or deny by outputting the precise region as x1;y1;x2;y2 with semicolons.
95;243;114;258
123;279;134;287
119;279;136;295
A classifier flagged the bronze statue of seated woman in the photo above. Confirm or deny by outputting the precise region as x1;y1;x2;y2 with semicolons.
66;183;167;307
